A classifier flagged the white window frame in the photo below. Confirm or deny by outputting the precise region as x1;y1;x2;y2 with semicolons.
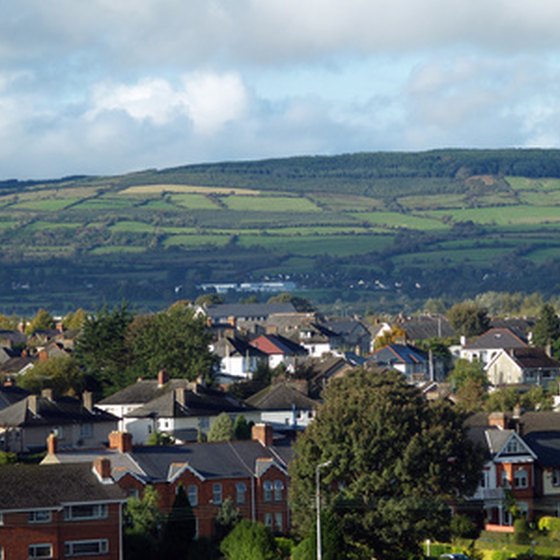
64;539;109;557
212;483;222;505
188;484;198;507
515;468;528;489
274;480;284;502
29;510;52;524
274;512;283;532
263;480;273;502
264;512;273;527
236;482;246;505
64;504;108;521
28;543;53;559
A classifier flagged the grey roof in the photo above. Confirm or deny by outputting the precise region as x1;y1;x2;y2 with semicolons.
486;428;515;454
246;382;318;411
507;348;560;370
464;328;528;350
131;440;288;481
118;380;251;419
0;355;35;374
0;463;126;511
396;314;455;340
0;330;27;346
0;385;29;411
205;303;296;321
322;319;369;336
524;432;560;467
0;395;118;427
213;336;267;359
490;318;536;339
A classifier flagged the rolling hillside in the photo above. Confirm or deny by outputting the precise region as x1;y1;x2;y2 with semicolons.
1;150;560;313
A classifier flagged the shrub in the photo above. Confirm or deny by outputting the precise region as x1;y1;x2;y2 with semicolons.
450;514;479;539
0;451;17;465
514;517;530;545
538;516;560;534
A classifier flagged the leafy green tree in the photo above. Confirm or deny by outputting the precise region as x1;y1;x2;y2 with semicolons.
533;304;560;349
160;484;196;560
448;359;488;391
220;520;279;560
195;293;224;306
290;510;345;560
456;378;487;413
18;356;84;396
208;412;234;442
145;431;175;446
234;415;251;440
25;308;55;335
485;387;519;412
63;308;87;330
74;303;133;396
447;302;490;337
124;485;162;560
267;293;315;312
0;313;18;330
289;368;483;560
215;497;242;540
126;305;217;381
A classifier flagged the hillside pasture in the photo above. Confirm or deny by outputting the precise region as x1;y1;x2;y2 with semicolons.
9;198;82;211
171;193;221;210
163;234;231;248
425;205;560;225
120;184;260;196
397;194;466;211
110;221;155;233
222;195;321;213
360;211;448;230
309;193;385;212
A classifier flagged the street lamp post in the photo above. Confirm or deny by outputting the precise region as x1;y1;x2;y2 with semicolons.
316;460;332;560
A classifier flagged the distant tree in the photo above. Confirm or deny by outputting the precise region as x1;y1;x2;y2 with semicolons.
373;325;406;349
533;304;560;349
448;359;488;392
447;302;490;338
126;305;217;381
160;484;196;560
456;378;487;413
25;308;55;335
208;412;234;442
18;356;84;396
145;431;175;446
0;313;18;330
423;298;448;314
220;520;279;560
234;415;252;440
195;293;224;306
62;308;87;330
485;387;519;412
267;293;315;312
74;303;133;396
215;497;242;540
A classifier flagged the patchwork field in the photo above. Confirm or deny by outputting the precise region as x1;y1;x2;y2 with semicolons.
2;153;560;312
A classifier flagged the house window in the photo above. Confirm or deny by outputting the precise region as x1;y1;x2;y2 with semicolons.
504;439;521;454
501;471;510;488
127;489;139;499
64;504;108;521
80;423;93;439
199;417;210;430
29;510;52;523
263;481;273;502
53;426;64;439
64;539;109;557
28;544;53;558
212;483;222;505
274;512;283;532
553;469;560;487
188;485;198;507
274;480;284;502
264;513;273;527
236;482;247;505
515;469;528;489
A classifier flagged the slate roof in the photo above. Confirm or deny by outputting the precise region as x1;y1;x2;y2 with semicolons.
250;334;308;356
322;319;369;337
0;385;29;411
0;329;26;346
123;384;250;419
490;318;536;339
213;336;268;359
0;395;118;427
523;431;560;467
507;348;560;369
204;303;296;321
246;382;318;411
0;355;35;375
396;314;455;340
369;343;427;366
0;463;126;511
464;328;528;350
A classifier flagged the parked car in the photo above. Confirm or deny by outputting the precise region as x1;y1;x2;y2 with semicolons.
440;554;470;560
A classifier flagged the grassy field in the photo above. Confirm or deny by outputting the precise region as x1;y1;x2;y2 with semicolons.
223;195;321;213
121;184;260;195
425;205;560;225
360;211;449;230
171;193;221;210
9;198;81;211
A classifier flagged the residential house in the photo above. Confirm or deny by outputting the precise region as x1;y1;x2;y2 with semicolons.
322;318;372;356
0;329;26;349
97;370;251;444
0;390;118;452
213;336;268;382
0;354;35;377
249;334;308;372
395;314;456;342
0;381;29;413
308;355;356;398
368;343;429;383
455;328;528;367
486;347;560;387
197;303;296;330
297;322;339;358
46;425;292;538
245;379;319;430
0;459;126;560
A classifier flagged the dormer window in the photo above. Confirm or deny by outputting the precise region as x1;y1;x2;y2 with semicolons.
504;438;521;454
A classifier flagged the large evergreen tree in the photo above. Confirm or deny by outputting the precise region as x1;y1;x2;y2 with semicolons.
160;484;196;560
289;368;483;559
447;302;490;338
533;304;560;349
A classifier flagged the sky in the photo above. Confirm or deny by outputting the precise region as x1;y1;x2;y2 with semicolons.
3;0;560;179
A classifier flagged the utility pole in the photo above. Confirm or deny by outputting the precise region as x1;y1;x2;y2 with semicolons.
316;460;332;560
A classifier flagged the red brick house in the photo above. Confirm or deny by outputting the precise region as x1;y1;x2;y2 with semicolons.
47;424;292;539
0;460;126;559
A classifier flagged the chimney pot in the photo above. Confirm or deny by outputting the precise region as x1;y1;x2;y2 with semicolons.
41;388;53;400
174;387;187;407
47;433;58;455
28;394;38;415
82;391;93;412
488;412;508;430
157;369;168;387
108;431;133;453
252;423;274;447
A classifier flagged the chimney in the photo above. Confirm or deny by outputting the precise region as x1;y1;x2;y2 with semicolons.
252;423;274;447
21;349;28;358
28;395;38;415
187;381;199;394
3;377;13;388
41;388;53;400
47;433;58;455
56;321;64;333
488;412;507;430
82;391;93;412
108;431;133;453
38;349;49;362
175;387;187;407
157;369;168;388
227;315;237;327
93;457;112;482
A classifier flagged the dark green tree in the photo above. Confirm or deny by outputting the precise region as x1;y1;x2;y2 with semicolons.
126;305;217;381
289;368;483;560
220;520;279;560
160;484;196;560
74;303;133;396
124;485;161;560
447;302;490;337
448;359;488;392
207;412;234;442
234;415;252;440
18;356;85;396
145;431;175;446
25;308;55;335
533;304;560;349
215;497;242;540
267;293;315;312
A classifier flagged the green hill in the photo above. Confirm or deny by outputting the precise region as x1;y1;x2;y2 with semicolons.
1;149;560;313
